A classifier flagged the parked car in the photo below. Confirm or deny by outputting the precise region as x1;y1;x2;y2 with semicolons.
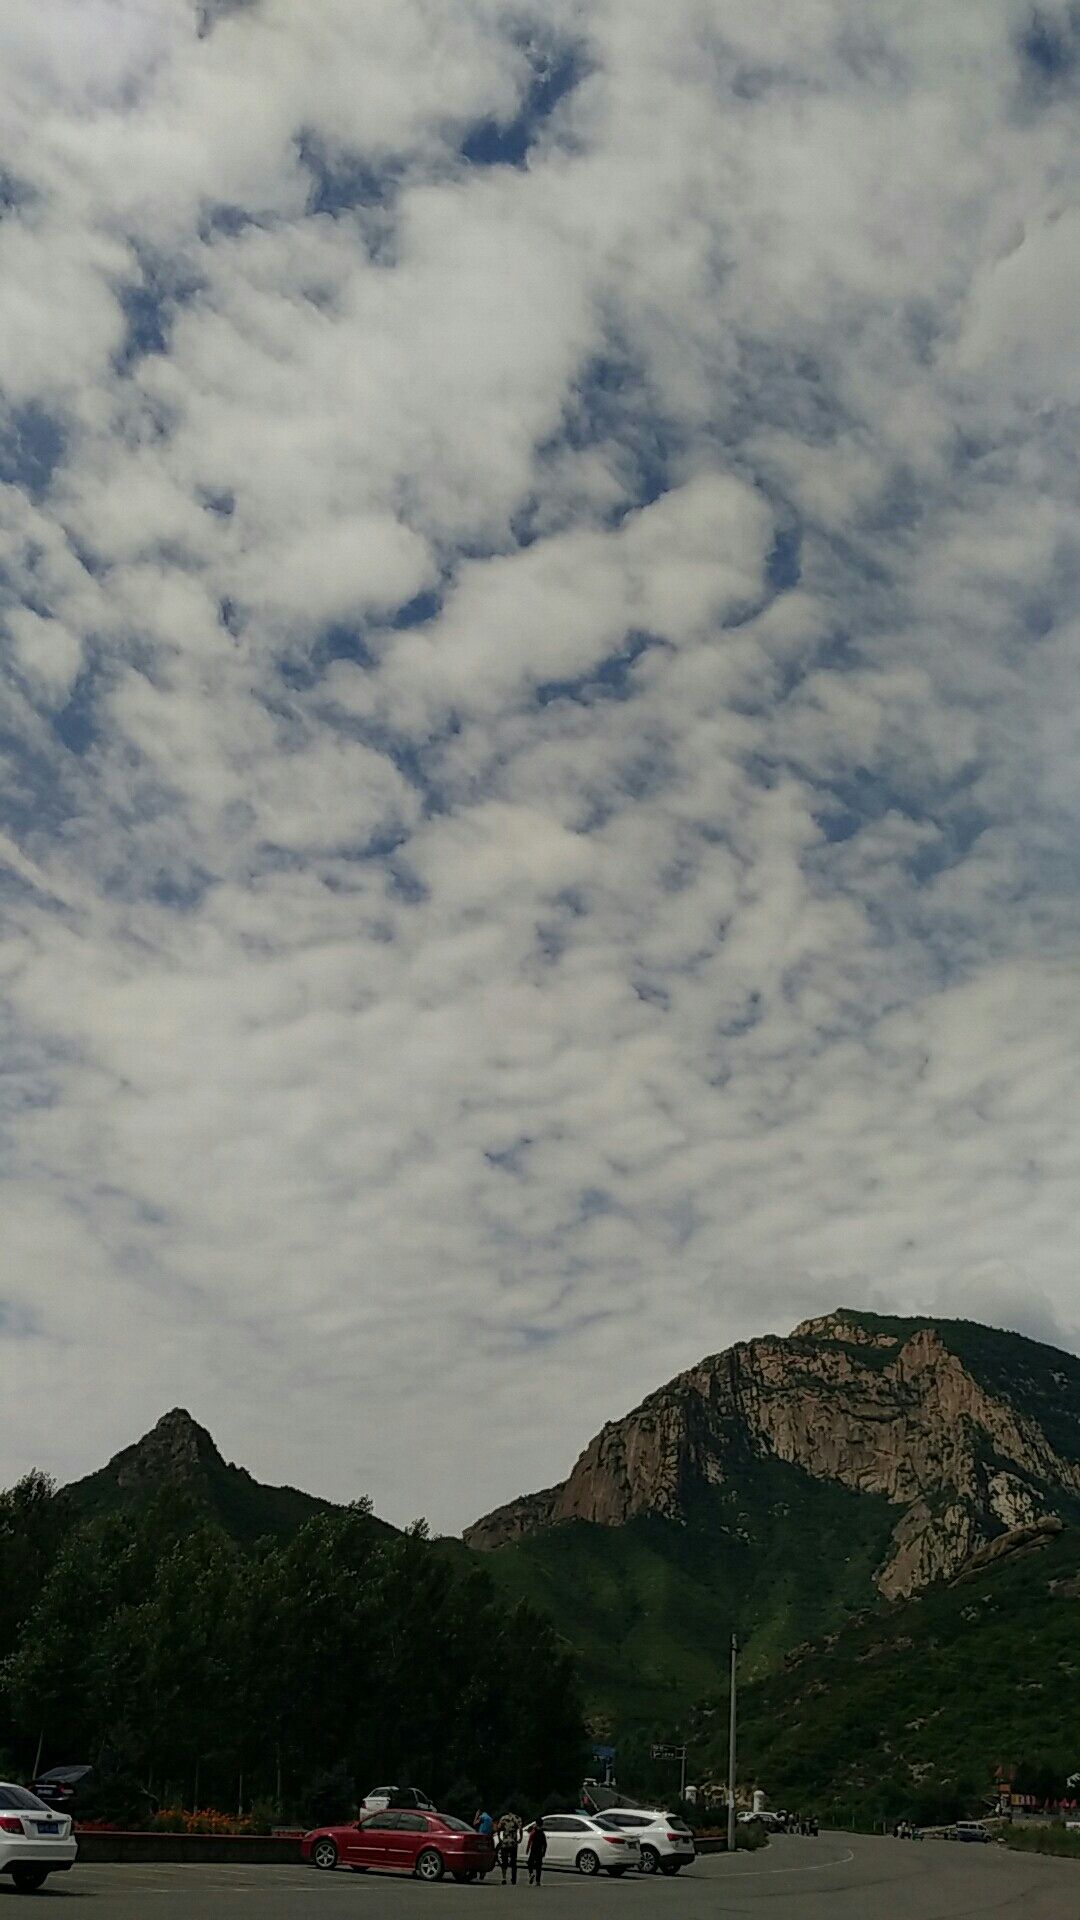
521;1813;641;1877
596;1806;696;1874
0;1782;78;1893
32;1766;92;1811
360;1785;435;1813
946;1822;992;1843
303;1809;494;1882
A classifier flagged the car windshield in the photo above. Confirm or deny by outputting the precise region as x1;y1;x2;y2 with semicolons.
593;1817;624;1831
0;1787;50;1811
667;1819;691;1834
438;1817;475;1833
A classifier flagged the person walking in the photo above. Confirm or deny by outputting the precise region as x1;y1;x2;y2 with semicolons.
526;1817;547;1886
497;1809;523;1884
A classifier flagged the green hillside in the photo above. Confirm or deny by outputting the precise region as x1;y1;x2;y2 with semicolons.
480;1454;896;1726
62;1409;377;1548
67;1451;342;1544
714;1522;1080;1826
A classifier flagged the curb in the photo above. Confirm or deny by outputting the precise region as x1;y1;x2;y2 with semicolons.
74;1834;305;1866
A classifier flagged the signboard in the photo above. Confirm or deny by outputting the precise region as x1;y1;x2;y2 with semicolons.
592;1746;616;1762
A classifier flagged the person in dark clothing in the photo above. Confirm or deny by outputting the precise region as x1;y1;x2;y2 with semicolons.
526;1818;547;1885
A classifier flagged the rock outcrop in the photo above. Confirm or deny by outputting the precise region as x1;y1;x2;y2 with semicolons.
108;1408;224;1492
465;1309;1080;1599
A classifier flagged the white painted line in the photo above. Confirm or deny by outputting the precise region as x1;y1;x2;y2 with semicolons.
718;1846;856;1878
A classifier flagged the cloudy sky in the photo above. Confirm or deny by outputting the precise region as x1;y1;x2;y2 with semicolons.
1;0;1078;1531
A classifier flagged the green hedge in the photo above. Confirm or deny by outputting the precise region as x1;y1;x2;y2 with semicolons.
1003;1825;1080;1860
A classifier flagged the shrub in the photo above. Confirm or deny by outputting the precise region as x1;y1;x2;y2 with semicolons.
294;1763;355;1831
150;1807;253;1835
1004;1825;1080;1859
737;1819;769;1851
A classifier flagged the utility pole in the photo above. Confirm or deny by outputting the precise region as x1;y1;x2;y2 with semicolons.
726;1633;738;1855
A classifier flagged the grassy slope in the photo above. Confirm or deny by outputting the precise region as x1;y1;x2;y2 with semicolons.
721;1524;1080;1824
480;1454;897;1727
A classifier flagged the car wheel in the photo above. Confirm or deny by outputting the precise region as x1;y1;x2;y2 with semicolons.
576;1848;601;1876
11;1868;49;1893
416;1848;445;1883
312;1838;338;1871
639;1845;660;1875
606;1866;628;1877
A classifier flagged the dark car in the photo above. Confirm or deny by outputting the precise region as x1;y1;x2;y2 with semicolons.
32;1768;92;1811
303;1809;495;1882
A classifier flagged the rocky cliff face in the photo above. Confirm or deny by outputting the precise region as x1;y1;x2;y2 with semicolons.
108;1408;224;1491
465;1310;1080;1598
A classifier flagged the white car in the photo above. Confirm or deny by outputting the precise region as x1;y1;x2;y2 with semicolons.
360;1786;435;1814
0;1783;77;1893
524;1813;641;1877
597;1807;696;1875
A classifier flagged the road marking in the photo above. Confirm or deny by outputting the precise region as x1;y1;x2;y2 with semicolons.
718;1847;856;1877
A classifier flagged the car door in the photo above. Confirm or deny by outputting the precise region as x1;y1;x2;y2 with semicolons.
387;1812;428;1874
352;1811;398;1869
548;1815;584;1868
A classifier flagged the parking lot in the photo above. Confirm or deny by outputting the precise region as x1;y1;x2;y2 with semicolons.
7;1833;1079;1918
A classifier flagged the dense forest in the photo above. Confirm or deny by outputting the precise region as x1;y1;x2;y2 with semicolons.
0;1473;587;1825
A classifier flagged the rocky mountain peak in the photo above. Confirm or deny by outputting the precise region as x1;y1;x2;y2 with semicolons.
110;1408;223;1491
790;1308;904;1349
466;1309;1080;1599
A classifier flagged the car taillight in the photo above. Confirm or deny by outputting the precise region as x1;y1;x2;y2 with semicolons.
0;1817;23;1834
667;1834;682;1843
603;1836;626;1845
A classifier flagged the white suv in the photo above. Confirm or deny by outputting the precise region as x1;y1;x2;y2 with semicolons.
0;1782;78;1893
597;1807;697;1875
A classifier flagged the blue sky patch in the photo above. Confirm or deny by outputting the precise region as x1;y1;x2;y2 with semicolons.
0;403;66;502
50;669;99;756
460;39;587;167
536;631;664;706
1018;6;1080;85
115;254;204;373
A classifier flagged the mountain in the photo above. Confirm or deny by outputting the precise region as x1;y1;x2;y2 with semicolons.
721;1512;1080;1826
466;1309;1080;1721
63;1407;360;1545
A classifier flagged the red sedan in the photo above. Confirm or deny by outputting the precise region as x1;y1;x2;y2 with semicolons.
302;1808;495;1882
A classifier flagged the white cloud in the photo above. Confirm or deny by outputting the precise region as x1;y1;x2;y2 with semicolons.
0;0;1077;1529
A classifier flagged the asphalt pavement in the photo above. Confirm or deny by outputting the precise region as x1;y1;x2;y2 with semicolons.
7;1833;1079;1918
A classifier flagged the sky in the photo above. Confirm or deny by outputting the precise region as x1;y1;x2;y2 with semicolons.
1;0;1079;1533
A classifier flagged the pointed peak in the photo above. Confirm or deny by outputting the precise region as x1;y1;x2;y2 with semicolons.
151;1407;212;1439
108;1407;224;1489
